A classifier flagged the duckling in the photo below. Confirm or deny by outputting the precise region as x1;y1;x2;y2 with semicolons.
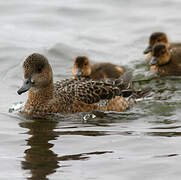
144;32;181;60
149;43;181;76
72;56;125;80
17;53;133;118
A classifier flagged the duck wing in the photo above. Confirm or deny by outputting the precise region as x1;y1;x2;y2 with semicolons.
55;72;132;104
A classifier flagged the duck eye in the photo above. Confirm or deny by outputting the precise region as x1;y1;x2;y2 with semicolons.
84;63;87;66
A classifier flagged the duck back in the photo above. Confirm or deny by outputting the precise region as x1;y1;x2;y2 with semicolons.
90;63;125;80
170;42;181;49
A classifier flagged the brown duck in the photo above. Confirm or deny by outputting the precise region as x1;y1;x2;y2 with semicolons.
144;32;181;60
72;56;125;80
17;53;134;118
149;43;181;76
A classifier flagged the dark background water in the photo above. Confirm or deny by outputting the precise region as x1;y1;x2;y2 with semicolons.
1;0;181;179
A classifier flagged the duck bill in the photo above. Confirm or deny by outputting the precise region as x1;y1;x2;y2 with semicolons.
149;57;158;65
144;45;152;54
75;68;82;76
17;78;33;95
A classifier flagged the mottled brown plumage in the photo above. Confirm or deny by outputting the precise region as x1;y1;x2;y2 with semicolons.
72;56;125;80
149;43;181;76
144;32;181;61
18;53;133;118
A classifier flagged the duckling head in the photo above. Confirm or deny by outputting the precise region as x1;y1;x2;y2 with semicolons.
17;53;53;95
150;43;171;66
72;56;91;78
144;32;169;54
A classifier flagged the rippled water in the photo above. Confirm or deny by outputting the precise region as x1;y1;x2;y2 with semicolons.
1;0;181;179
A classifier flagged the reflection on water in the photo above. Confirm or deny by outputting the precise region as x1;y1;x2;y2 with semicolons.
58;151;113;161
17;101;181;179
19;119;114;179
147;131;181;137
20;119;59;180
154;154;179;158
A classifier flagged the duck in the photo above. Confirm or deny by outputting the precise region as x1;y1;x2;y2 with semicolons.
149;43;181;76
143;32;181;60
72;56;125;80
17;53;134;118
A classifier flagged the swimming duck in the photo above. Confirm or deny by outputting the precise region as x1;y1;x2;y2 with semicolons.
144;32;181;60
149;43;181;76
17;53;133;118
72;56;125;80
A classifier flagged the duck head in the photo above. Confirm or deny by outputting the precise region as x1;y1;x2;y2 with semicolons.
72;56;91;78
17;53;53;95
144;32;169;54
150;43;171;66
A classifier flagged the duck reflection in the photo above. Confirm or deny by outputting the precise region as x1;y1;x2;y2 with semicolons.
19;119;59;180
19;117;114;180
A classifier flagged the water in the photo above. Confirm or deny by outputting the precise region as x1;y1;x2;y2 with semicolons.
1;0;181;179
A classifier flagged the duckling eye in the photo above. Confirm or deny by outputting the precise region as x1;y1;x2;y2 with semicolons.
84;63;87;66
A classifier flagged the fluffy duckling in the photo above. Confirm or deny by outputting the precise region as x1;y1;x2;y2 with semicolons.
144;32;181;60
149;43;181;76
72;56;125;80
17;53;133;118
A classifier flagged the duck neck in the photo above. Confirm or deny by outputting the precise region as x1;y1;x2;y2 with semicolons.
158;59;171;67
27;82;54;104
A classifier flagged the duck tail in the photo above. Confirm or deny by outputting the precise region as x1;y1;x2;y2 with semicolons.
114;71;133;89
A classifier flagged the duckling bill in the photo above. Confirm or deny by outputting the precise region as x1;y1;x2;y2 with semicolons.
17;53;134;118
